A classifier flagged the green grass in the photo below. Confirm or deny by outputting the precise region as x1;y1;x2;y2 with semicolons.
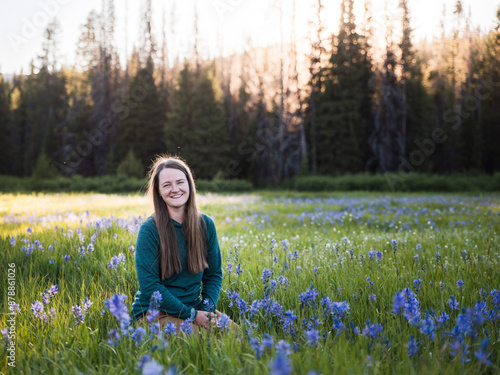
1;192;499;374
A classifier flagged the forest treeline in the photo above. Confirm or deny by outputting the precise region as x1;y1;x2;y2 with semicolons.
0;0;499;186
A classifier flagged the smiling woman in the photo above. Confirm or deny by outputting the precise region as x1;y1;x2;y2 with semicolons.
158;167;190;221
130;155;236;332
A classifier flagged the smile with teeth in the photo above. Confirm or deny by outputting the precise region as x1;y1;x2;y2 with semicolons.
170;194;183;199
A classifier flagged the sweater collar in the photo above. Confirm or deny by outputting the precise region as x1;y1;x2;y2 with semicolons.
171;218;183;228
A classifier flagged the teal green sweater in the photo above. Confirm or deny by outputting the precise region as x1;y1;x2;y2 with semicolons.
131;213;222;322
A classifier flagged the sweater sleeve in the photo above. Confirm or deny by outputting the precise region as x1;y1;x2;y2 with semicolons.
135;220;194;319
200;215;223;312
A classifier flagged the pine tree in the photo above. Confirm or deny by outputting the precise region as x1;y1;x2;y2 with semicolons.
399;0;433;171
87;0;119;176
0;74;11;174
117;58;165;171
305;0;326;175
22;20;68;176
369;10;405;173
165;63;230;179
479;5;500;173
7;81;25;176
317;0;373;174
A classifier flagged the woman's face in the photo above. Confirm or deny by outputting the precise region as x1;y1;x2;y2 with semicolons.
158;167;190;212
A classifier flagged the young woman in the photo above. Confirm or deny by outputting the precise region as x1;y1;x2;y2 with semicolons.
131;156;225;331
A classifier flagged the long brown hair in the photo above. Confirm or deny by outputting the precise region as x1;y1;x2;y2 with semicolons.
146;155;208;279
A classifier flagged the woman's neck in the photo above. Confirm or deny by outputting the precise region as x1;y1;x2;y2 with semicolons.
168;207;185;224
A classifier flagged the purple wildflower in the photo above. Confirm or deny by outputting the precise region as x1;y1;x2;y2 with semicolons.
321;297;350;320
8;303;21;314
31;301;44;319
413;278;422;292
225;261;233;275
270;352;292;375
71;305;84;324
107;253;126;269
449;338;470;364
419;315;436;340
391;239;398;254
107;329;121;346
407;335;419;356
235;263;243;275
435;311;450;326
261;268;272;284
180;317;194;335
362;319;383;339
150;291;162;310
140;358;165;375
332;318;345;335
299;284;319;308
278;275;289;287
305;328;320;346
131;327;146;346
106;294;131;331
217;313;231;332
261;333;274;350
282;310;297;335
136;354;151;371
250;337;262;359
164;321;177;337
474;336;492;366
448;295;460;310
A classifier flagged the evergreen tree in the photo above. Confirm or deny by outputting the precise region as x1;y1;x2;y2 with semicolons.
369;16;405;173
20;20;68;176
0;74;11;174
117;58;165;170
399;0;433;171
7;82;26;176
305;0;326;175
87;0;119;176
165;63;230;179
479;5;500;173
116;149;144;178
233;73;256;181
317;0;373;175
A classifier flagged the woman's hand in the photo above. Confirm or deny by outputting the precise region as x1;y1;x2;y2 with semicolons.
194;310;216;328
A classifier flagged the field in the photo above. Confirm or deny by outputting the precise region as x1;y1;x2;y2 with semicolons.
1;191;499;374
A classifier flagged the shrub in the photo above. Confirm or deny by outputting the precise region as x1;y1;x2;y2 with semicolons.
116;150;145;179
293;173;500;192
196;178;253;192
32;153;56;180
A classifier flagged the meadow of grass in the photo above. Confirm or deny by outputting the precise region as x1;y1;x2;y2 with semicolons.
1;191;499;374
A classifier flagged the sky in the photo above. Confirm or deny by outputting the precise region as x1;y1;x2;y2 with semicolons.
0;0;498;75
